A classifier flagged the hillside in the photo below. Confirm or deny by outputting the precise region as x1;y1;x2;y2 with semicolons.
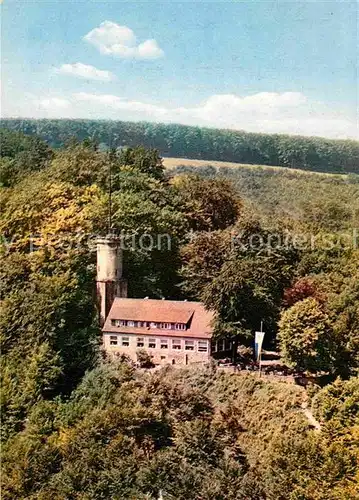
2;119;359;174
165;157;359;232
1;131;358;499
163;156;348;177
2;361;359;499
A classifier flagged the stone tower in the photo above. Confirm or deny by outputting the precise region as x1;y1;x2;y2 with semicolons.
96;236;127;326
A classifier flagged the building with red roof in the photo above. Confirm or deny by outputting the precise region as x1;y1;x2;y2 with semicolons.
97;236;220;366
103;297;215;365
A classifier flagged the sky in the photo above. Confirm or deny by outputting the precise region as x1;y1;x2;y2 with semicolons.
1;0;358;139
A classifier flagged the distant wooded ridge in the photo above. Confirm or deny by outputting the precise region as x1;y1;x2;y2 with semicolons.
1;118;358;174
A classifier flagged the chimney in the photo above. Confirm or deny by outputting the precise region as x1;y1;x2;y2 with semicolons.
96;236;127;326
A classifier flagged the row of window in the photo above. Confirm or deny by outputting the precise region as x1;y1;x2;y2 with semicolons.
109;335;208;352
110;319;187;330
211;339;233;352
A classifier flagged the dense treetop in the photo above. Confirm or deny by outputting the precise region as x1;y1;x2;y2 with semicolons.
1;129;358;498
2;118;359;174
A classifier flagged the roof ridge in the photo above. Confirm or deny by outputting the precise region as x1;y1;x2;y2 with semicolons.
112;297;203;305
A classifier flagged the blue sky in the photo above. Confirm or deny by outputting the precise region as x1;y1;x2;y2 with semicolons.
2;0;358;138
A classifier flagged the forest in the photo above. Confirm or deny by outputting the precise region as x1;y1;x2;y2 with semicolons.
1;128;358;499
2;118;359;174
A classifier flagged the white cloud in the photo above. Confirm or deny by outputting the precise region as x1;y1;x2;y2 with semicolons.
83;21;164;60
27;97;72;118
73;92;168;116
136;39;164;60
56;62;115;82
39;97;70;110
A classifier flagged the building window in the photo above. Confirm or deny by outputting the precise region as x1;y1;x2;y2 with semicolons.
172;339;182;350
127;320;135;327
185;340;194;351
218;339;225;352
148;338;156;348
137;337;144;348
211;341;217;353
115;320;126;327
160;339;168;349
161;355;166;360
110;335;118;345
175;323;186;330
198;341;208;352
136;321;143;328
122;336;129;347
111;319;116;326
150;322;158;329
160;323;172;329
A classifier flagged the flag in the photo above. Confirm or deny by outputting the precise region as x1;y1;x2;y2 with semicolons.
254;331;265;361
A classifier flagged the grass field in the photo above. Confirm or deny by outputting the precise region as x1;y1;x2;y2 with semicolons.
163;157;347;178
163;156;358;230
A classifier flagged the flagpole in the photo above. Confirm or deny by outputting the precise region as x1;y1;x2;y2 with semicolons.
259;321;263;377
